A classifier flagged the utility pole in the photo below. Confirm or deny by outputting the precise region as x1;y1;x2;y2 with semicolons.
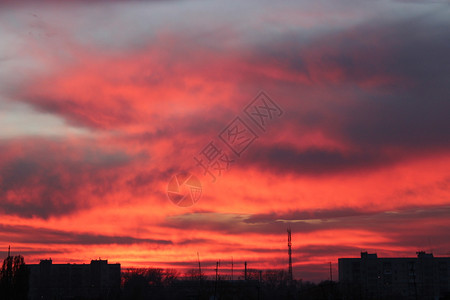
231;257;234;281
196;252;202;299
245;261;247;280
287;228;293;282
329;262;333;281
216;260;220;280
197;252;201;278
214;260;220;299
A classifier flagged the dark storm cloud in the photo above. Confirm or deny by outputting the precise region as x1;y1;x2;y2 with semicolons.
248;7;449;88
242;206;450;236
0;249;64;258
165;206;450;236
122;114;232;146
234;11;450;175
0;138;144;219
0;223;172;245
321;16;449;150
6;1;448;169
241;145;398;176
176;238;214;246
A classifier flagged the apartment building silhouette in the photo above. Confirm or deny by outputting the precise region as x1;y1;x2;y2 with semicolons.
339;252;450;300
27;259;120;300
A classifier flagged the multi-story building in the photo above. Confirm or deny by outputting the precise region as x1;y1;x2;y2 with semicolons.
339;252;450;300
27;259;120;300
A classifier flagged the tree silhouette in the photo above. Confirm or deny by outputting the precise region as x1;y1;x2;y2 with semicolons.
122;268;180;300
185;268;206;281
0;255;29;300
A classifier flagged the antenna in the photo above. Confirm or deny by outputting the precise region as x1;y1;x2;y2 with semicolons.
287;227;293;281
8;245;10;257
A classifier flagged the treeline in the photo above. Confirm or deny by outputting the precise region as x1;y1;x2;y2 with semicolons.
121;267;342;300
0;254;29;300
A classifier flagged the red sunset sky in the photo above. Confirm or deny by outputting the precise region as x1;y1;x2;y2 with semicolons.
0;0;449;282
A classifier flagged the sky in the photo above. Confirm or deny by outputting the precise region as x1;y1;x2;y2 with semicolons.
0;0;449;282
